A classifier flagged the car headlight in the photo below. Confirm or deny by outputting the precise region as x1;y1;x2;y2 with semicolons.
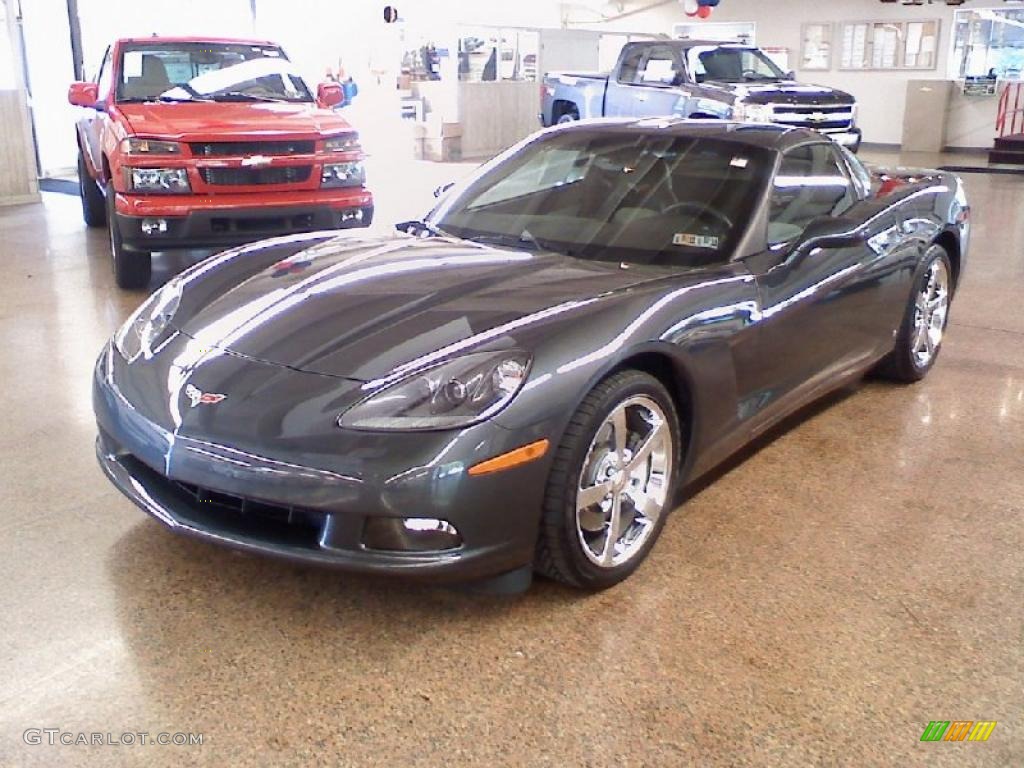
114;280;183;362
321;161;365;188
120;138;183;155
324;133;361;153
733;102;774;124
339;350;530;431
127;167;191;193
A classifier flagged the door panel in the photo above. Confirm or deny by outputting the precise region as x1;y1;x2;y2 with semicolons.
606;44;684;118
740;143;899;427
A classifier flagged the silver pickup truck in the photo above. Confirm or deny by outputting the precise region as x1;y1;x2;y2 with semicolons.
541;40;861;152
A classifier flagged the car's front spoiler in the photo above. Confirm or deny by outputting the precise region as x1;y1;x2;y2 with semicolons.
96;434;531;583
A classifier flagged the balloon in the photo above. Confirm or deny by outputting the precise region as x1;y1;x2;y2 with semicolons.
697;5;712;18
682;0;699;14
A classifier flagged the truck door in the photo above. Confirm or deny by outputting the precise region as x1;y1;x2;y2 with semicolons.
82;47;113;179
604;44;685;118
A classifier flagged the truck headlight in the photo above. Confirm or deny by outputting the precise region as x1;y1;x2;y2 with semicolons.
733;102;774;124
338;350;530;431
114;279;183;361
120;138;182;155
321;161;365;188
324;133;361;152
128;168;191;193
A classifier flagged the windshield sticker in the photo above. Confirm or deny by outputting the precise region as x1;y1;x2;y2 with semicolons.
730;157;749;169
123;52;143;78
674;233;720;249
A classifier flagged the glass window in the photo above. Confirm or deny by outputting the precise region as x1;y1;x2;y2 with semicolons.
638;47;681;86
618;47;645;84
951;8;1024;79
687;46;786;84
433;130;772;267
116;42;311;103
768;143;854;245
96;47;113;96
457;28;539;83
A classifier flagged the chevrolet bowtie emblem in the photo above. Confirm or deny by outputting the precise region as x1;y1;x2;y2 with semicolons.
241;155;273;167
185;384;227;408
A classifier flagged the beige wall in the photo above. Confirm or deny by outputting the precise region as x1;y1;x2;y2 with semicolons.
458;81;540;159
0;0;40;206
565;0;999;149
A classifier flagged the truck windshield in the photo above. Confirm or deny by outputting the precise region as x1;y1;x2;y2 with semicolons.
116;42;313;103
688;46;786;84
432;130;771;267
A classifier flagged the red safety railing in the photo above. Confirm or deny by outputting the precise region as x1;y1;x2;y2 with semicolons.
996;81;1024;137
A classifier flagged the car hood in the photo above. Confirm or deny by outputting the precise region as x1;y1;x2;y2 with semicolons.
172;235;675;381
115;102;354;141
706;80;855;107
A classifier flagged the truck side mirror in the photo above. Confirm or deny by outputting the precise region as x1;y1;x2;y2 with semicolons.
68;81;100;108
317;82;345;109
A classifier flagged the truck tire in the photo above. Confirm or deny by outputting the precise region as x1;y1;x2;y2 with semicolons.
557;108;579;124
106;184;151;291
78;151;106;228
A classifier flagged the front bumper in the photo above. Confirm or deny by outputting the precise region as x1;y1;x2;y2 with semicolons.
93;359;551;583
113;190;373;252
826;128;862;152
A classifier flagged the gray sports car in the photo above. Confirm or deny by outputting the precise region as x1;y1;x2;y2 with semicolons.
94;120;970;591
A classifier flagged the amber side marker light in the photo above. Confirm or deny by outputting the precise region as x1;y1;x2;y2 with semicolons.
468;439;550;477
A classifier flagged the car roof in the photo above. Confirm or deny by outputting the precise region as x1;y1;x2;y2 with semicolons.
116;36;280;47
554;118;823;153
625;39;755;50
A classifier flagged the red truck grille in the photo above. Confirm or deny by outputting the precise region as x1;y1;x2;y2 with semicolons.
190;140;316;157
199;166;313;186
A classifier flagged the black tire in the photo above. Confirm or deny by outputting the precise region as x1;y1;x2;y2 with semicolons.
78;151;106;228
874;243;953;383
106;184;151;290
534;370;681;590
556;108;579;125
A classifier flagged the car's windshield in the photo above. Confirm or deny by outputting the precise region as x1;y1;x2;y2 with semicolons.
116;42;312;103
689;46;786;83
432;130;771;267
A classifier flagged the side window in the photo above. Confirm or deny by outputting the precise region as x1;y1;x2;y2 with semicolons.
638;47;681;86
768;143;855;245
618;48;645;84
96;47;113;97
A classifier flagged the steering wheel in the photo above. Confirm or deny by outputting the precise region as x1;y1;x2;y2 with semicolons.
660;201;734;232
741;68;762;80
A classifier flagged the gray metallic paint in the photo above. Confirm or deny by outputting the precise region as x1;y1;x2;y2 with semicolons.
94;122;969;583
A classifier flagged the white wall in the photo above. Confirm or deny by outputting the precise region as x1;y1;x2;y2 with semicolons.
563;0;989;147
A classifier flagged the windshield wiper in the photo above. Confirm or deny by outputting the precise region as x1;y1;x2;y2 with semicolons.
210;92;292;103
466;230;574;257
396;219;452;239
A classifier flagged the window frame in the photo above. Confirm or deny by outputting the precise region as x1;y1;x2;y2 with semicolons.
766;141;857;247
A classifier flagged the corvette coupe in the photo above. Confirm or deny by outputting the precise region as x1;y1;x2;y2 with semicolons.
94;120;969;591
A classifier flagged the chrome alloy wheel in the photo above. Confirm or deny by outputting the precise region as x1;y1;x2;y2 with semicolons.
575;396;673;568
912;255;950;368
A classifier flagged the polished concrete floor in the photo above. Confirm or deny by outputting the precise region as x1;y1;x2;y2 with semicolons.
0;155;1022;768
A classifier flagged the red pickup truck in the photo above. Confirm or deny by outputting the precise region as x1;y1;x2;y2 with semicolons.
69;36;373;289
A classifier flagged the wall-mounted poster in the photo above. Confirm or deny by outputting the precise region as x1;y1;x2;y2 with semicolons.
800;23;832;71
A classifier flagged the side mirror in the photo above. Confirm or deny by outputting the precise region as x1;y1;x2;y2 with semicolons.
785;70;796;81
68;81;100;108
801;216;867;250
317;82;345;109
433;182;455;198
